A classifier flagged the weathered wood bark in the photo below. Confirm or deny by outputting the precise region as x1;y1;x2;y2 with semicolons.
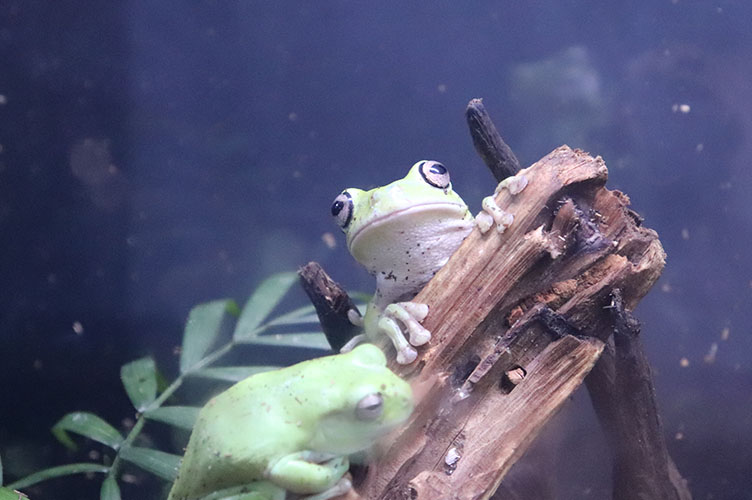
343;145;665;500
466;98;521;180
298;262;360;352
302;101;689;499
585;291;692;500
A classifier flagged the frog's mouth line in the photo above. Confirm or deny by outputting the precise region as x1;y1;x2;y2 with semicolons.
347;201;468;252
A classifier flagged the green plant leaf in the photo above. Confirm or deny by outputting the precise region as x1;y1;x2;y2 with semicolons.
238;332;332;350
7;463;108;490
120;357;157;412
0;451;3;486
52;412;124;451
191;366;280;383
0;487;28;500
264;304;318;327
233;272;298;340
100;476;121;500
144;406;200;430
119;446;181;482
180;299;236;373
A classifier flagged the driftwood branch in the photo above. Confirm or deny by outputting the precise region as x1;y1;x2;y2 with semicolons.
298;262;360;351
585;291;692;500
301;100;689;499
466;98;521;180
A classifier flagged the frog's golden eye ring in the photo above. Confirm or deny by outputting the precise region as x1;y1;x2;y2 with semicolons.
331;191;354;229
418;160;451;189
355;392;384;420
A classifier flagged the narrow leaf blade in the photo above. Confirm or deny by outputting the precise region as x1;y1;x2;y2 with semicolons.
238;332;332;350
100;476;121;500
0;487;27;500
264;304;318;327
180;299;235;373
52;412;124;451
0;451;3;485
120;357;157;412
233;272;298;340
119;447;181;482
7;463;108;490
144;406;200;430
191;366;279;383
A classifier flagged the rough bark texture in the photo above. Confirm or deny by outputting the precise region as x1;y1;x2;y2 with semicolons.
303;101;690;499
298;262;360;352
346;145;667;500
465;98;521;180
585;291;692;500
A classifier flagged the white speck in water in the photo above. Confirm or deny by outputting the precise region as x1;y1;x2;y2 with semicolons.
703;342;718;364
721;327;730;341
671;103;691;113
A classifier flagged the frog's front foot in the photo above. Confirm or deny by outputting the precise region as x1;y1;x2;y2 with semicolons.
379;302;430;364
301;477;352;500
476;173;529;234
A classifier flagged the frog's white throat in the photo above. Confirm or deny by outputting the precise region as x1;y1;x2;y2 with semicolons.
349;202;473;304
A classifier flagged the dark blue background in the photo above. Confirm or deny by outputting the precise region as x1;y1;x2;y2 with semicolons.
1;1;750;498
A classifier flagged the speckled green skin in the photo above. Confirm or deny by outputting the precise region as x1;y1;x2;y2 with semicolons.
168;344;413;500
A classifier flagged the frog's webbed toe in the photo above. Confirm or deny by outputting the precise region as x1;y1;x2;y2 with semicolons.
379;302;430;364
476;173;529;234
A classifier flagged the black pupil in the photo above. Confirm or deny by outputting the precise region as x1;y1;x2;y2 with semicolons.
331;200;344;216
430;163;447;175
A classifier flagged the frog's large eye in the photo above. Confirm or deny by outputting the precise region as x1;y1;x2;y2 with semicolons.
418;160;451;189
355;392;383;420
331;191;353;229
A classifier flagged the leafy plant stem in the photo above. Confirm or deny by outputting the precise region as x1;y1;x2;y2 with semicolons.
107;340;236;481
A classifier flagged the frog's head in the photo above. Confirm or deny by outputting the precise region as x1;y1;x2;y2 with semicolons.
330;160;469;266
309;344;413;455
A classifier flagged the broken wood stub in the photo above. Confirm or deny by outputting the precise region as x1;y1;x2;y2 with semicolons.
298;262;361;352
353;145;668;500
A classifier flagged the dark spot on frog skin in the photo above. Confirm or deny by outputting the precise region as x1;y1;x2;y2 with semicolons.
385;271;397;281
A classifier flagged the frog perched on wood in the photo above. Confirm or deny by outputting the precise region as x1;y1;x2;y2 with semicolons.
168;344;413;500
331;160;527;364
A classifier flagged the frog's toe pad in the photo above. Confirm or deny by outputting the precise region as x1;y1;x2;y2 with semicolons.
386;302;431;347
500;173;529;195
401;301;429;321
478;196;514;234
396;345;418;365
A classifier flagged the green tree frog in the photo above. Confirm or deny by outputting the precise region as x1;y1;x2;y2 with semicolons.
331;160;527;364
168;344;413;500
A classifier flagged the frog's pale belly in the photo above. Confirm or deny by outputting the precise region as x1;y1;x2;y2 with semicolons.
350;204;474;305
